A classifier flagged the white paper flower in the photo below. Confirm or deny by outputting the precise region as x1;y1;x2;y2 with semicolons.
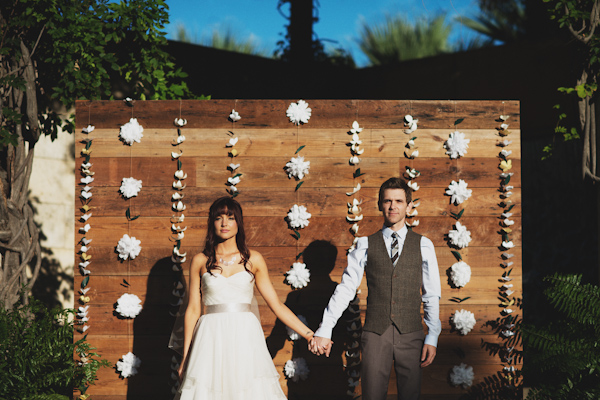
448;221;472;248
446;179;472;205
173;201;186;211
346;214;363;222
116;352;141;378
287;100;311;125
81;190;92;200
502;241;515;249
404;115;418;134
406;219;420;227
450;261;471;288
500;149;512;157
172;135;186;145
452;309;476;335
287;204;311;229
116;293;143;318
406;168;420;179
285;155;310;180
229;109;241;122
228;163;240;171
284;358;310;382
172;192;184;200
286;262;311;289
120;177;142;198
227;176;241;186
119;118;144;145
116;234;141;260
82;125;95;134
406;149;419;158
80;223;91;233
171;150;182;159
450;363;474;388
174;118;187;127
80;176;94;185
346;183;361;196
498;139;512;147
349;155;360;165
226;137;238;147
444;131;470;159
350;121;363;134
286;315;309;340
407;180;419;191
173;180;186;190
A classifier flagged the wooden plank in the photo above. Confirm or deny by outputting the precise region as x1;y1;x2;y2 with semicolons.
79;186;521;219
73;244;521;278
76;100;519;131
76;127;521;159
75;215;520;248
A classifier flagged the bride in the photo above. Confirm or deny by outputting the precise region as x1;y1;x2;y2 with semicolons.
175;196;314;399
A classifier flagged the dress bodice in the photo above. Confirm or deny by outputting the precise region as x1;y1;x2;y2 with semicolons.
201;271;254;306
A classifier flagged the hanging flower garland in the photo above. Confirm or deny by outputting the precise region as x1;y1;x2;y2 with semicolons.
78;123;95;336
452;309;477;335
227;109;242;197
450;363;475;388
496;114;521;386
345;121;365;252
117;352;141;378
119;117;144;145
115;293;143;318
403;115;420;228
283;357;310;382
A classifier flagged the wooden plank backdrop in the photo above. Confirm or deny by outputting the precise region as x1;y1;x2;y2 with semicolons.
74;100;522;400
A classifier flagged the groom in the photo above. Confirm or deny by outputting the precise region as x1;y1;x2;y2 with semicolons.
309;177;441;400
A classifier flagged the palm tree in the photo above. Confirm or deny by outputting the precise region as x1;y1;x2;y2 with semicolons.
457;0;527;44
358;14;452;66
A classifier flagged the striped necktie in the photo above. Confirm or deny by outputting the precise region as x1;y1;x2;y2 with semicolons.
391;232;399;266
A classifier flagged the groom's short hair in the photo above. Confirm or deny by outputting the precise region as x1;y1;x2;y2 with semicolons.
378;177;413;207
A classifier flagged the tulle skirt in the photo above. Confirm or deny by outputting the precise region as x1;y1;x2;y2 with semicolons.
177;311;287;400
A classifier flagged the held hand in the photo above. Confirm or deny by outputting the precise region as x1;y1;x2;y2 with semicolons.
420;344;436;368
177;362;185;381
310;336;333;357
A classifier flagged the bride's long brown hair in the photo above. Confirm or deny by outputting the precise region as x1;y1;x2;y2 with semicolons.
203;196;252;276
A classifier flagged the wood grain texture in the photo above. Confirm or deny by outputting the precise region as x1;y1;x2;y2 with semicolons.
74;100;522;399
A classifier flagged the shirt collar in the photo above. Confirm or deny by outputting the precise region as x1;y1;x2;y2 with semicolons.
382;224;408;240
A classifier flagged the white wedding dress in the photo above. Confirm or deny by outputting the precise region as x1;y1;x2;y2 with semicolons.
177;271;287;400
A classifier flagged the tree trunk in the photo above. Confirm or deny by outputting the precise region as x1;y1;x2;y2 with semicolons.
0;37;43;310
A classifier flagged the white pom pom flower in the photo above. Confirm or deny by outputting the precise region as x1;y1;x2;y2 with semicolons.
116;234;142;260
287;100;311;125
450;363;474;388
116;293;143;318
116;352;141;378
120;177;142;198
452;309;476;335
286;315;309;340
229;109;241;122
119;118;144;145
285;262;311;289
446;179;472;205
448;221;472;249
287;204;311;229
444;131;469;159
284;358;310;382
449;261;471;288
285;155;310;180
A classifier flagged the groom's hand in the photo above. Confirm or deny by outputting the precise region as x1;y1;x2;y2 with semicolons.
310;336;333;357
420;344;436;367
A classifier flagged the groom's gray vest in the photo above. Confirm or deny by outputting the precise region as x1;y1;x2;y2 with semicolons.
363;230;423;335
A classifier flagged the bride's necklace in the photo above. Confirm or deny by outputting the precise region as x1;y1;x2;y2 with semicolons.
218;254;237;266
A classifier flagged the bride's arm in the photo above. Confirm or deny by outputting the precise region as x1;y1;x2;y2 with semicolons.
178;253;205;377
252;250;314;341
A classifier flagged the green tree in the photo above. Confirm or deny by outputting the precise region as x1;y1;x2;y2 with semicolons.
541;0;599;182
457;0;527;44
358;14;452;66
0;0;193;310
522;274;600;399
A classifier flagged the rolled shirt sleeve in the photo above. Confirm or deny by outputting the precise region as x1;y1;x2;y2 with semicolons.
421;236;442;347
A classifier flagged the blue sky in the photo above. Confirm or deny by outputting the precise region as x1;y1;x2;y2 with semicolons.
165;0;482;67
